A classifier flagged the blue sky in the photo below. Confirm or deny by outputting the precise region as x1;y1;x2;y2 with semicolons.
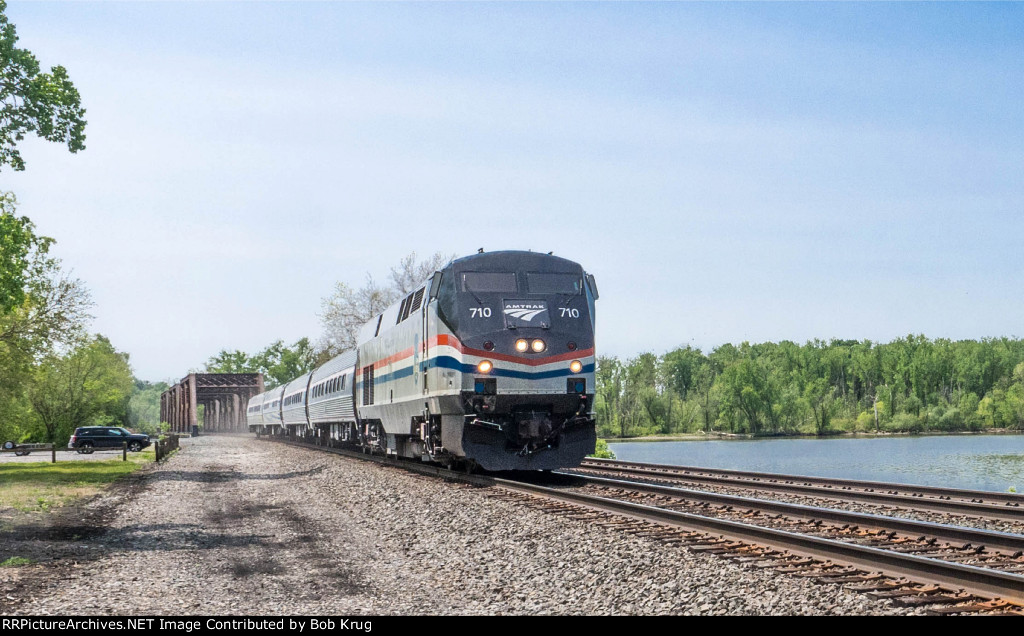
3;2;1023;381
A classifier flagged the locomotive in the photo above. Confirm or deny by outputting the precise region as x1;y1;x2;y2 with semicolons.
246;250;598;471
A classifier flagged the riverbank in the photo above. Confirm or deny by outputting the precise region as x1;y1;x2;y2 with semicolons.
604;433;1024;493
605;428;1024;443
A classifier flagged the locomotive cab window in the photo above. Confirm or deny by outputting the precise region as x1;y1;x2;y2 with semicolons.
527;272;582;294
461;272;517;293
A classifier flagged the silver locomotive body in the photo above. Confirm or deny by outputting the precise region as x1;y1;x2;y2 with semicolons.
249;250;598;471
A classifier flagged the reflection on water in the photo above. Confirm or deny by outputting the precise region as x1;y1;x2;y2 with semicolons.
606;435;1024;493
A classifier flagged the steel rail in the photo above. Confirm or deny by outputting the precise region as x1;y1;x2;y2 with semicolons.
551;471;1024;555
582;457;1024;504
268;438;1024;603
492;476;1024;603
579;458;1024;521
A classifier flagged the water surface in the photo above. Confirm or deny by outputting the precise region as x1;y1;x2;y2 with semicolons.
606;435;1024;493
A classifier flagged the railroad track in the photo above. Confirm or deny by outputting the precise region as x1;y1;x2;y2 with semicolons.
576;458;1024;522
264;438;1024;615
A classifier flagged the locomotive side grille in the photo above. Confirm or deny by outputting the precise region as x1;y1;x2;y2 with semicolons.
361;366;375;405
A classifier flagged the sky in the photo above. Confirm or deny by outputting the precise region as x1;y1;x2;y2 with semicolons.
2;2;1023;382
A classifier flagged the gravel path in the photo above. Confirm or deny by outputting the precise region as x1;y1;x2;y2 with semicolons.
1;435;919;615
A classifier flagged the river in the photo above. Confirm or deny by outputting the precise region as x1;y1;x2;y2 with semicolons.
606;434;1024;493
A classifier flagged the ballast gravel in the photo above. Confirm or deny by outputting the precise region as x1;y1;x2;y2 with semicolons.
0;435;920;615
568;468;1024;536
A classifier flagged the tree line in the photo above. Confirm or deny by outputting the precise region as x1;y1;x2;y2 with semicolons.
0;195;143;444
0;4;145;445
596;337;1024;438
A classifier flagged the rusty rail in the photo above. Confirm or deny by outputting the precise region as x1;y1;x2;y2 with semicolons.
579;458;1024;521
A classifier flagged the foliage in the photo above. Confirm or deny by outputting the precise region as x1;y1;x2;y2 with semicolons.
589;438;616;459
0;192;47;312
319;251;451;354
0;0;86;171
26;335;134;444
596;336;1024;438
205;337;319;389
0;192;93;444
126;379;169;434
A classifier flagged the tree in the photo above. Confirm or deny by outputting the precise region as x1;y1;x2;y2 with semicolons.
319;251;452;353
250;338;318;387
0;193;91;408
0;214;92;360
594;355;624;437
0;0;86;171
389;251;451;294
0;192;48;312
27;335;133;443
205;337;318;389
318;275;396;354
127;379;169;434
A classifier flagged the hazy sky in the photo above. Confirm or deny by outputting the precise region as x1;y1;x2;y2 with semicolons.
3;2;1023;382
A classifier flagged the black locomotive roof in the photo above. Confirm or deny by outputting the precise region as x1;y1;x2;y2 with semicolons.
446;250;584;274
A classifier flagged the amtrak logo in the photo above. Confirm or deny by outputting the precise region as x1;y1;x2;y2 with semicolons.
504;304;546;322
503;300;550;327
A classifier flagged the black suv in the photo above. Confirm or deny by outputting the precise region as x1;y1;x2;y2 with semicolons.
68;427;151;454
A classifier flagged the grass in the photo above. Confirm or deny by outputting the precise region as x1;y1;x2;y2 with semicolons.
0;448;155;512
1;556;34;567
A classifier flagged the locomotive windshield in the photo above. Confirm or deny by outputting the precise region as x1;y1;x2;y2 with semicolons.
435;252;594;337
526;272;581;294
461;272;517;293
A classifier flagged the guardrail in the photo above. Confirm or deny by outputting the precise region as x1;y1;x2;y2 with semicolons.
155;434;180;461
0;443;57;462
0;442;135;463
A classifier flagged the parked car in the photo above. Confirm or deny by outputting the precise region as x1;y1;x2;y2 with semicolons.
68;427;151;454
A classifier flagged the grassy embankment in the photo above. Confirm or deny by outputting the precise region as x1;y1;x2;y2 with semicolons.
0;448;155;514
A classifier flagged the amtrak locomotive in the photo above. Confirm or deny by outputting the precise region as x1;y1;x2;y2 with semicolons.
247;250;598;471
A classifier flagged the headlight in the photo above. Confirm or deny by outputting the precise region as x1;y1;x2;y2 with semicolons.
515;339;529;352
531;339;546;353
570;360;583;373
477;360;493;374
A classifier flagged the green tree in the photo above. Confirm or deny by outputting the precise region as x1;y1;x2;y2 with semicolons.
126;379;169;433
0;0;86;171
205;337;318;389
594;355;624;437
0;192;49;312
26;335;134;443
